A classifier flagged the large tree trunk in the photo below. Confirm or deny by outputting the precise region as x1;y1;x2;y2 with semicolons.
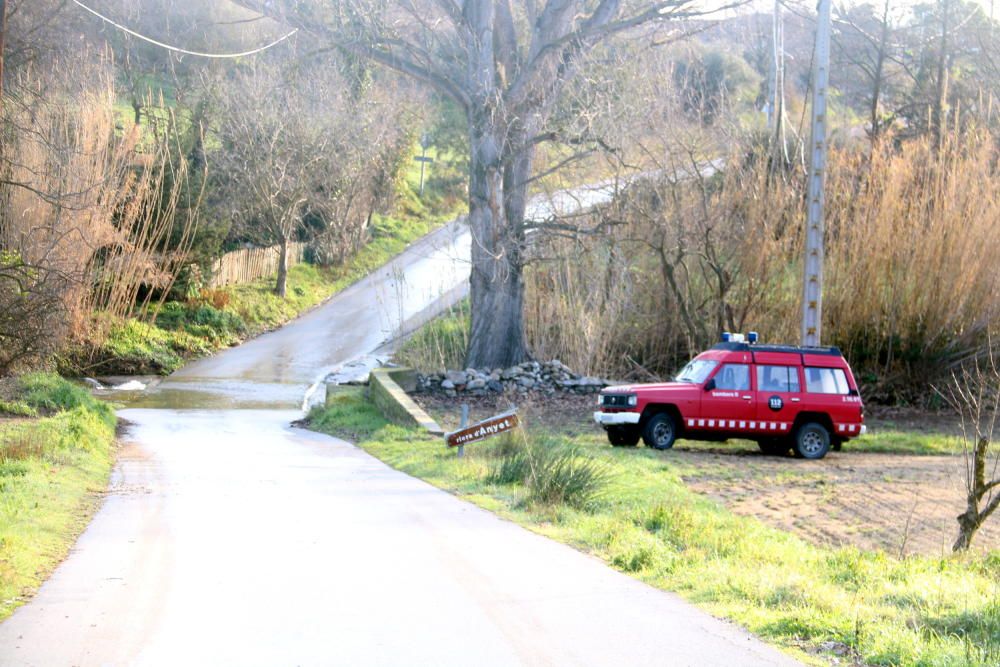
464;110;531;369
275;235;289;298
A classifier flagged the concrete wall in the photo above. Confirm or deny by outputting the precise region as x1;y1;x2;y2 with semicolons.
368;368;443;436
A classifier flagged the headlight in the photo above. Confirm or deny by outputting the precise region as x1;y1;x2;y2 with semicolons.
628;394;638;407
597;394;604;406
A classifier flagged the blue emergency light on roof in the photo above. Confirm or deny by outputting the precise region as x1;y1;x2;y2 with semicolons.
721;332;731;342
748;331;759;344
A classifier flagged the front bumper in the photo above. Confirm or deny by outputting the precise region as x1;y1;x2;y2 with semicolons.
594;411;641;426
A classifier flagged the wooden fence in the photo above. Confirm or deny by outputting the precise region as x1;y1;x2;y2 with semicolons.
208;242;307;288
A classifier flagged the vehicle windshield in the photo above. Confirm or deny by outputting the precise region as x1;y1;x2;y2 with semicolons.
674;359;718;384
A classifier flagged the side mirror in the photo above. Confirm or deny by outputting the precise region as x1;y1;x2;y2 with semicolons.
849;388;860;396
704;379;716;391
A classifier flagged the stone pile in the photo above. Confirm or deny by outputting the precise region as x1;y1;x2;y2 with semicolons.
415;360;608;397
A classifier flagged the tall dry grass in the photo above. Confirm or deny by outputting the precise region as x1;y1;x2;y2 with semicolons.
525;131;1000;400
0;55;199;368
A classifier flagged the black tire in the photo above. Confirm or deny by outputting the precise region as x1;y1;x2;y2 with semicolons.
758;438;790;456
607;426;640;447
642;413;677;450
793;422;831;460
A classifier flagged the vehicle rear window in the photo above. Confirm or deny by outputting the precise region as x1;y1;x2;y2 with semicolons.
714;364;750;390
804;367;850;394
756;365;801;393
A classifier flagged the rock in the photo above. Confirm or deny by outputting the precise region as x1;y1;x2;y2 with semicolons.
414;360;612;398
445;370;467;385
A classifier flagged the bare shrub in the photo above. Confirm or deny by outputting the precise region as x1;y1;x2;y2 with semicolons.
939;349;1000;552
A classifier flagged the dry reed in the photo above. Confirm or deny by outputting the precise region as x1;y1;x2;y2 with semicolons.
525;131;1000;399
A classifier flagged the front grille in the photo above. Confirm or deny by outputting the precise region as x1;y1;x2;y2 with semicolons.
601;394;633;408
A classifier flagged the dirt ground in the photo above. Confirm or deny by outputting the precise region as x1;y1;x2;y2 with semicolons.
413;392;999;556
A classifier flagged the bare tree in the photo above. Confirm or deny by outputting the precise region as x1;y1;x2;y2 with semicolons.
833;0;906;144
213;64;334;297
230;0;711;368
214;58;410;297
940;350;1000;552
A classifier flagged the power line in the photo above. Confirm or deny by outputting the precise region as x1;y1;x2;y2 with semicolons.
70;0;297;59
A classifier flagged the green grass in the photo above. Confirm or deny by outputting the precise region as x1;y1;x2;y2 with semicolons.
308;389;1000;666
0;373;117;621
848;428;960;456
395;298;470;371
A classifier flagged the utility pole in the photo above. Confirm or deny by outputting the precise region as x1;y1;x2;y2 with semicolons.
770;0;787;168
801;0;831;347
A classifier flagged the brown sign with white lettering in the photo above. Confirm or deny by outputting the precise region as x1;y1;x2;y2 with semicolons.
445;411;519;448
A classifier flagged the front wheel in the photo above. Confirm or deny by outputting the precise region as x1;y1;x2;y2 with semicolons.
642;413;677;450
793;422;831;460
607;426;640;447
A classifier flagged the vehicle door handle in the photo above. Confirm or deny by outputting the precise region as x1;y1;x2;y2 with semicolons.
791;398;801;402
742;395;752;400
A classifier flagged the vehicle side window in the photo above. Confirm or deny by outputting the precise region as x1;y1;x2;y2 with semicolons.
714;364;750;390
756;365;801;393
804;367;850;394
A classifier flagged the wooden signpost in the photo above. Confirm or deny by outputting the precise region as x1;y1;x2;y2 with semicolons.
445;409;519;456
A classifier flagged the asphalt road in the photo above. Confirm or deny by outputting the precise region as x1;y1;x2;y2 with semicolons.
0;188;801;666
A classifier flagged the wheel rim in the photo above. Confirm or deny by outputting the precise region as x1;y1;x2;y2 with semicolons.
801;430;824;456
653;421;673;446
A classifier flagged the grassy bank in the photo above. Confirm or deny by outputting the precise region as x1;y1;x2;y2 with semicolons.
309;389;999;666
78;199;462;375
0;374;117;621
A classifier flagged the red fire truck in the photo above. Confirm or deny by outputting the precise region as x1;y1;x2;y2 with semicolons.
593;334;865;459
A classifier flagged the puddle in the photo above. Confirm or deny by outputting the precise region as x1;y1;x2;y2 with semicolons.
97;378;305;410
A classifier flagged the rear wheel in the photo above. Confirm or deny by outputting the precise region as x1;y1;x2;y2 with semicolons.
758;438;790;456
793;422;831;459
642;413;677;450
607;426;640;447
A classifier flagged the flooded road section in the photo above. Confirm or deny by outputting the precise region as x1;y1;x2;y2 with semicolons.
0;189;800;666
